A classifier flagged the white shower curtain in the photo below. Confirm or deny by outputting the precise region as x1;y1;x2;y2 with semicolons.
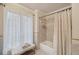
53;8;72;55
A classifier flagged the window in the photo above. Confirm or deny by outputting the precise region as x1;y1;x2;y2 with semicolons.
3;10;33;54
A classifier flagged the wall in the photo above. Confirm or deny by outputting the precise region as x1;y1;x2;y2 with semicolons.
0;5;3;36
39;13;54;43
0;5;3;54
38;10;54;43
39;17;47;43
72;3;79;39
46;15;54;42
38;10;47;43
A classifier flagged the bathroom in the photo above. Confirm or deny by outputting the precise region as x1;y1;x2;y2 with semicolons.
0;3;79;55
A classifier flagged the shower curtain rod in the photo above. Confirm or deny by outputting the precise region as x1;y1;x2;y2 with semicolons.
39;5;72;18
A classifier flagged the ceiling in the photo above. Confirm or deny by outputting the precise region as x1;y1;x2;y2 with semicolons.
20;3;71;13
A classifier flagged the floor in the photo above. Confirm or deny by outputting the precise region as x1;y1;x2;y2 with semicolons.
35;40;79;55
35;41;56;55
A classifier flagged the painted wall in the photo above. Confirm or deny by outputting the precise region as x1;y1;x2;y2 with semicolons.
46;15;54;42
0;5;3;54
39;17;47;43
0;5;3;36
38;10;54;43
72;3;79;39
39;14;54;43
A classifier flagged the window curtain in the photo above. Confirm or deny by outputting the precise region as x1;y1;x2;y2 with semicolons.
20;15;33;44
53;8;72;55
3;10;33;54
20;15;28;45
12;12;20;52
3;11;21;54
27;16;33;44
3;11;13;54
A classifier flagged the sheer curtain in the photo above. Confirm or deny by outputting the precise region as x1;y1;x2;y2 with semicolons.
3;11;21;54
12;13;20;51
53;8;72;55
3;11;13;54
3;10;33;54
20;15;33;44
20;15;28;45
27;16;33;44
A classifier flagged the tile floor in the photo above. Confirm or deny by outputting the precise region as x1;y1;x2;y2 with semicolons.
35;41;56;55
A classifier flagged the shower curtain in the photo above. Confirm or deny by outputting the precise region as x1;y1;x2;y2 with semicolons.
53;8;72;55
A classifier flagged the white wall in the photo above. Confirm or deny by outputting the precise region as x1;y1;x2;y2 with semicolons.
72;3;79;39
39;17;47;43
0;5;3;55
46;15;54;42
0;5;3;36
